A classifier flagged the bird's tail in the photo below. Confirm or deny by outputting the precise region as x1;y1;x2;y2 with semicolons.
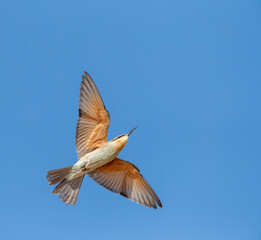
47;166;84;205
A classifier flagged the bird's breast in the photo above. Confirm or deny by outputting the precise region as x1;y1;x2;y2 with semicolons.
74;142;120;172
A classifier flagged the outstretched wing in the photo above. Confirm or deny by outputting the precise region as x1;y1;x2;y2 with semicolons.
75;72;110;158
88;158;162;209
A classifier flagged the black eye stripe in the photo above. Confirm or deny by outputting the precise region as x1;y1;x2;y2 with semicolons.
113;135;124;141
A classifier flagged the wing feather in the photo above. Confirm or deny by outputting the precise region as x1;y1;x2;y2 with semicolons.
75;72;110;158
88;158;162;209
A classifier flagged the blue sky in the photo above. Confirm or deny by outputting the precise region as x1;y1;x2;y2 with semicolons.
1;1;261;239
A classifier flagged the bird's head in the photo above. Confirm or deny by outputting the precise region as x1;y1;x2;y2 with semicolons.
111;126;139;151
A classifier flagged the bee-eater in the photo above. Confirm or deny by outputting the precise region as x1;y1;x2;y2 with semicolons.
47;72;162;209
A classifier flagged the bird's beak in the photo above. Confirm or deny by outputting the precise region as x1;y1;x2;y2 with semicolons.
127;126;139;136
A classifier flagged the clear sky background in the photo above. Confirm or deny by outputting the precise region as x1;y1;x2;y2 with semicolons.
1;1;261;239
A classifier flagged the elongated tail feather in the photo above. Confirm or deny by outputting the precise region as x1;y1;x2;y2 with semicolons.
47;166;84;205
47;166;72;185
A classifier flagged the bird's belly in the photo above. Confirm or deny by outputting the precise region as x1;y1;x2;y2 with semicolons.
75;145;119;172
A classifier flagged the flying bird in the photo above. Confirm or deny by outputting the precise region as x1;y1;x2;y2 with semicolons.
47;72;162;209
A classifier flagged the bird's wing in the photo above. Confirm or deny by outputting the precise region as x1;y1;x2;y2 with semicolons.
75;72;110;158
88;158;162;209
